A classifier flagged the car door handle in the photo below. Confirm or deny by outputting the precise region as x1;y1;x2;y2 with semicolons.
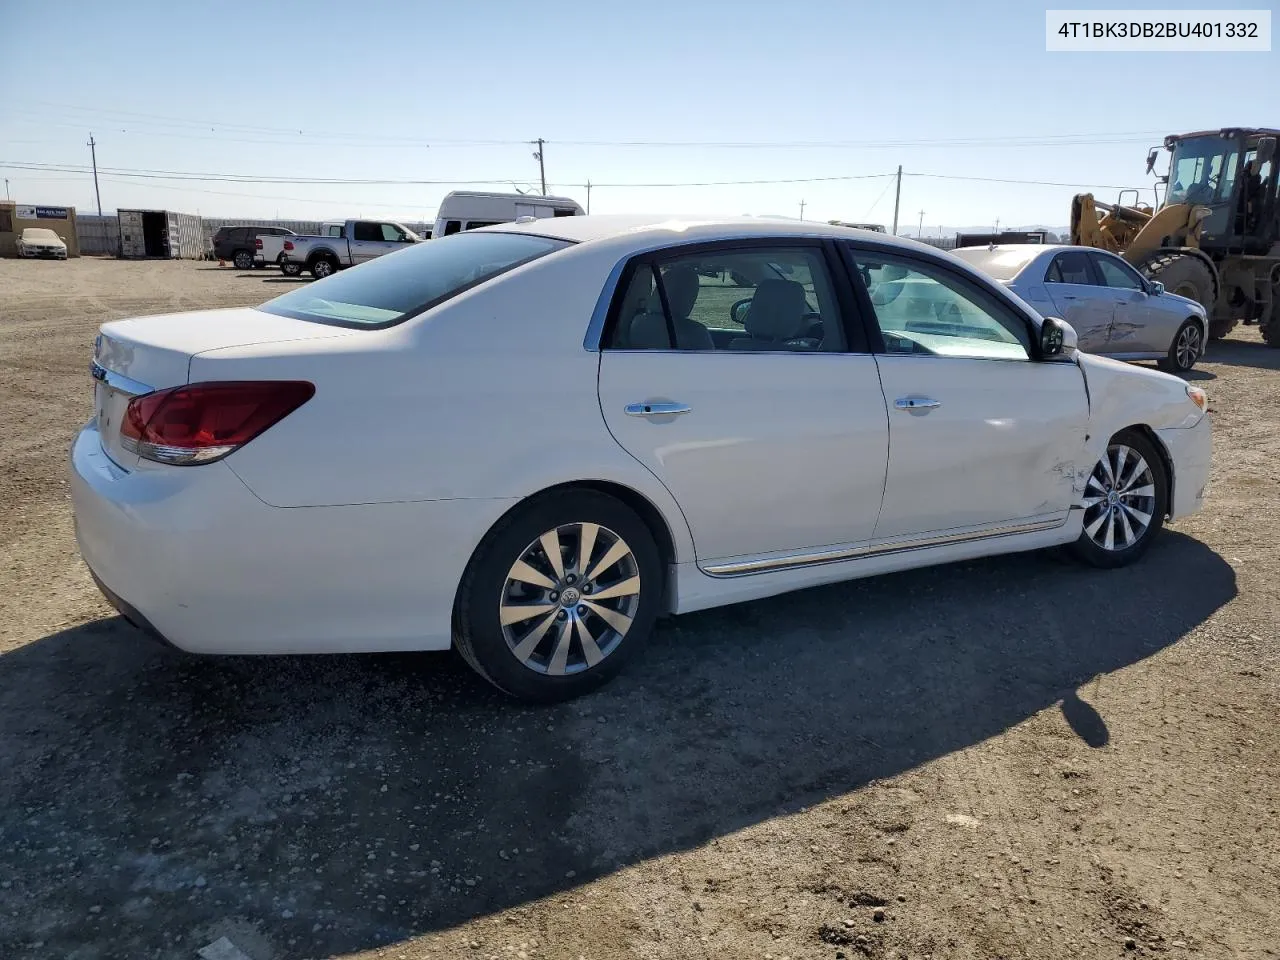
894;396;941;411
625;401;692;417
1059;294;1078;300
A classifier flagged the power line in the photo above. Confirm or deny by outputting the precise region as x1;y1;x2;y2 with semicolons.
905;172;1140;190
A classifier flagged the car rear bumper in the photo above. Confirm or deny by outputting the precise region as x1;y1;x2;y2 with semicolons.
1157;416;1211;520
71;422;511;655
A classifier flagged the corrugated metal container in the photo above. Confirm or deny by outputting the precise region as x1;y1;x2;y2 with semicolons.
117;210;206;259
167;212;205;259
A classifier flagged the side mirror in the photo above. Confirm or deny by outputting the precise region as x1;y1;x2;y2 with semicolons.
1257;136;1277;165
1145;147;1160;175
1039;316;1077;360
1148;280;1165;296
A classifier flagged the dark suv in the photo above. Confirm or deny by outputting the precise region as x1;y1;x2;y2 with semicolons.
211;225;295;270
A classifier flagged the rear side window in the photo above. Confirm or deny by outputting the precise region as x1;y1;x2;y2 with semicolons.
353;221;383;242
443;220;463;236
465;221;500;230
1045;251;1094;285
259;231;570;328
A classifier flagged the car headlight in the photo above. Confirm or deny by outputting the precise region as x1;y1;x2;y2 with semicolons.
1186;385;1207;411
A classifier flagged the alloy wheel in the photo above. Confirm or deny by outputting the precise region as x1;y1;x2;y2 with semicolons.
1175;324;1202;370
498;522;641;676
314;260;333;278
1082;444;1157;552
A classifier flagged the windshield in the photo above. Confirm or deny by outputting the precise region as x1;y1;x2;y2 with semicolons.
1167;135;1239;206
259;231;570;328
23;228;60;241
950;247;1040;281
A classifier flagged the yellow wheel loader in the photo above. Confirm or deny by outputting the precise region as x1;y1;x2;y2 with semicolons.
1071;128;1280;345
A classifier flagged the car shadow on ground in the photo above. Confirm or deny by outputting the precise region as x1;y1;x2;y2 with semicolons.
0;532;1234;958
1205;334;1280;371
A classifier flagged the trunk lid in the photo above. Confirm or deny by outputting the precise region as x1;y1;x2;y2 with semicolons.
92;306;355;469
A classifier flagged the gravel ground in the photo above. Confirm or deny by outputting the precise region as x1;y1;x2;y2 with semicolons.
1;258;1277;960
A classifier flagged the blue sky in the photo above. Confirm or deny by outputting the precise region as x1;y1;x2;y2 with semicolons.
2;0;1274;232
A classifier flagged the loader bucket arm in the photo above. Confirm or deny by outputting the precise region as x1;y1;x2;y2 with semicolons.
1120;202;1208;265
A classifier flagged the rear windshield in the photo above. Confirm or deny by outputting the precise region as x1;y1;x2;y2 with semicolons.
950;247;1041;281
258;231;570;328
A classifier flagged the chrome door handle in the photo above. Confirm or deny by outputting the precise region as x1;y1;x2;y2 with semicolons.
894;396;941;411
625;401;692;417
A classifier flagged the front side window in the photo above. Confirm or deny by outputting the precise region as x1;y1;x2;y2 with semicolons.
259;231;569;328
1045;251;1094;285
850;251;1031;361
606;246;847;353
443;220;463;236
465;221;500;231
1092;254;1144;290
380;222;408;242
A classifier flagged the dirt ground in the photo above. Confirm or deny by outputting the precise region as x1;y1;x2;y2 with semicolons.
1;257;1277;960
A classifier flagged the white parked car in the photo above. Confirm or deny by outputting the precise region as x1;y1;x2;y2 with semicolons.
16;227;69;259
72;216;1212;702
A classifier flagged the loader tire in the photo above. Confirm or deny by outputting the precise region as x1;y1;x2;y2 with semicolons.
1263;283;1280;349
1140;253;1223;335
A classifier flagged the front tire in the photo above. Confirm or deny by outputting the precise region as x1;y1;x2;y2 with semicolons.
453;490;662;703
1069;430;1167;569
1157;319;1204;373
232;250;253;271
280;260;303;277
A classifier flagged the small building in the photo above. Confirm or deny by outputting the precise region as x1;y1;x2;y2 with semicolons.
117;209;205;259
0;201;81;257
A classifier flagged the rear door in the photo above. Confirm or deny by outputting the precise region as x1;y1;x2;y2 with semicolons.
1090;252;1172;354
1042;250;1114;352
596;240;889;566
845;244;1089;541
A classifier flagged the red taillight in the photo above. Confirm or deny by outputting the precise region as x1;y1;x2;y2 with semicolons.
120;381;314;465
255;237;263;248
283;240;294;251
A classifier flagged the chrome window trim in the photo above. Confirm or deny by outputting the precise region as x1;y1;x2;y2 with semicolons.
700;515;1067;577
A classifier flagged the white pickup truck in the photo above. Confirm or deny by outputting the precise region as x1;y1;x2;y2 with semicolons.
281;219;424;279
255;224;339;274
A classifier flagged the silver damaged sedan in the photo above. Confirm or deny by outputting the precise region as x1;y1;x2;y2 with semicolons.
953;244;1208;372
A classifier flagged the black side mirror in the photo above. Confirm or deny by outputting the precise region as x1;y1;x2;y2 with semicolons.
1257;136;1277;165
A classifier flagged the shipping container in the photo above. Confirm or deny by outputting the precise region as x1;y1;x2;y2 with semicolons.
117;209;206;259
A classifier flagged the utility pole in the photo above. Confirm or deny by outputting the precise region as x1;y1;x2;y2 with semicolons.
799;199;806;220
532;139;547;196
917;209;925;238
87;132;102;216
586;179;592;214
4;178;9;201
994;216;1001;233
891;164;902;235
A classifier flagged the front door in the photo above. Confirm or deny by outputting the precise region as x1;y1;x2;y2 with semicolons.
596;241;889;564
1043;249;1114;351
1090;252;1170;354
845;245;1090;541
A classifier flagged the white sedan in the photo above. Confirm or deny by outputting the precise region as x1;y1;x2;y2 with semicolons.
16;227;69;259
71;216;1212;702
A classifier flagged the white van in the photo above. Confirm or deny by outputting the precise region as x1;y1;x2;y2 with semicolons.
432;191;584;238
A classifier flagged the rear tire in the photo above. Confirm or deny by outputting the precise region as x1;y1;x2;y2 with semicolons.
1069;429;1168;569
310;256;337;280
453;490;662;703
280;261;303;277
232;250;253;270
1263;282;1280;349
1157;319;1204;373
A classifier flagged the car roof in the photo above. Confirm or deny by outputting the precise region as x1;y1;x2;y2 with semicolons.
485;213;935;250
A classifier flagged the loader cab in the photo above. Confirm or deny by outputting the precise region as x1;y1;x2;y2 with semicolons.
1161;129;1279;255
